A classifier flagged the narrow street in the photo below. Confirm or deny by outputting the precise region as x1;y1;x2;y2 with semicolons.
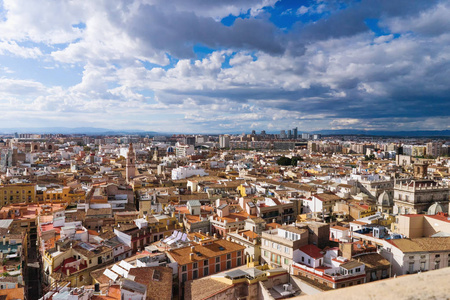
26;227;41;300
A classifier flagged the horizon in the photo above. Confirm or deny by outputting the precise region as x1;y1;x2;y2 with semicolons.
0;1;449;133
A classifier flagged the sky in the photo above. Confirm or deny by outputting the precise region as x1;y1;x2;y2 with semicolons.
0;0;449;134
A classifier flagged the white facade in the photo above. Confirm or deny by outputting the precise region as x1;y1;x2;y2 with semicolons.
171;166;208;180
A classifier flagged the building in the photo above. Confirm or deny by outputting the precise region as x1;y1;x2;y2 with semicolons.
171;166;208;180
393;178;449;215
166;236;245;286
391;212;450;238
0;182;36;207
175;143;195;157
381;236;450;276
261;225;308;269
426;142;442;158
292;246;367;289
184;266;299;300
219;135;230;149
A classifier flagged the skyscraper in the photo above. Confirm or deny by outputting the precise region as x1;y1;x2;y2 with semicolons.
293;127;298;140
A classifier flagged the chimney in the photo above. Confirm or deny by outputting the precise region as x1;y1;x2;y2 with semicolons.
190;253;194;261
213;233;217;239
191;246;195;253
66;269;70;276
206;232;210;236
273;218;276;223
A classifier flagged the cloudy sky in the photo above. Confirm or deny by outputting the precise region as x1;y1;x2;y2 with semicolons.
0;0;449;134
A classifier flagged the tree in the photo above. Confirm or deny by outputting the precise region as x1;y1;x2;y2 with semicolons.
276;157;292;166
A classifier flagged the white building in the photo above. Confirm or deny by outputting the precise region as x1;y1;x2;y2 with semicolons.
219;135;230;149
171;165;208;180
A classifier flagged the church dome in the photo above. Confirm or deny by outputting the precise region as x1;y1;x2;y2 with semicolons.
167;146;174;153
378;191;393;207
427;202;444;215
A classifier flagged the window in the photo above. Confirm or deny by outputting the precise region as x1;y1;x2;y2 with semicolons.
204;267;209;276
301;257;304;262
277;244;281;250
355;268;361;273
237;251;241;257
237;257;241;265
216;257;220;263
193;262;198;269
264;240;269;246
284;247;289;254
226;260;231;270
308;258;311;265
181;273;187;282
204;260;209;266
193;270;198;279
420;261;425;270
435;261;440;270
409;262;414;273
435;254;440;258
215;264;220;273
284;258;288;265
227;254;231;260
182;265;187;272
264;251;268;257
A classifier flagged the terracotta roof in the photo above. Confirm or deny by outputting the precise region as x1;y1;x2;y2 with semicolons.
184;277;231;300
390;237;450;253
299;244;324;259
128;266;172;300
167;239;245;265
357;253;390;270
331;225;348;231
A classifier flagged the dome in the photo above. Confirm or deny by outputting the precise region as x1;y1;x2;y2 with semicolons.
377;191;393;207
427;202;444;215
166;146;174;153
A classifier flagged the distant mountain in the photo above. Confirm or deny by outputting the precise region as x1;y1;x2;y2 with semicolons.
311;129;450;137
0;127;158;135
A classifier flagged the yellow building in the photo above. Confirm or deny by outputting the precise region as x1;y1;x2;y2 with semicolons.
42;186;85;205
411;146;426;157
0;183;36;207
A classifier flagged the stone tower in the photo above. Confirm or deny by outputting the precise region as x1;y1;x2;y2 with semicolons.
126;143;136;183
413;162;428;179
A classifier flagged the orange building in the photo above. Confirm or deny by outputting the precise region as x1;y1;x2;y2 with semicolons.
166;236;245;287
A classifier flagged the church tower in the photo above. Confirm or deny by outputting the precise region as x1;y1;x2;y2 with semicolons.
126;143;136;183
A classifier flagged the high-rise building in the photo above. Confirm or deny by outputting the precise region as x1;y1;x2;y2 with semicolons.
302;133;310;140
186;136;196;146
287;130;292;139
426;142;442;158
219;135;230;148
293;127;298;140
280;130;287;139
312;134;321;140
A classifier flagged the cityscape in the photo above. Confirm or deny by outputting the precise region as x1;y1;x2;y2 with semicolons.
1;0;450;300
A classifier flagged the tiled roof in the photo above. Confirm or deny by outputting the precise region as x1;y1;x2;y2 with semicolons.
167;239;245;265
390;237;450;253
299;244;324;259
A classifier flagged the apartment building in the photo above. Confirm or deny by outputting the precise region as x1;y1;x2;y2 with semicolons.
166;237;245;286
261;225;308;269
0;183;36;207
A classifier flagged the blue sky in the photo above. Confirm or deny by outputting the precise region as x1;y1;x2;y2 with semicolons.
0;0;449;133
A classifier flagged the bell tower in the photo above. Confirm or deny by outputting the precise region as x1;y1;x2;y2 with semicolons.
126;143;136;183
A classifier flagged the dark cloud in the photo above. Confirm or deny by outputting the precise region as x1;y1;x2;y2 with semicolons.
112;4;285;59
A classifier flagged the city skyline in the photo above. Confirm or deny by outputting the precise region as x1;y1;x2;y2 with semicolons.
0;0;449;133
